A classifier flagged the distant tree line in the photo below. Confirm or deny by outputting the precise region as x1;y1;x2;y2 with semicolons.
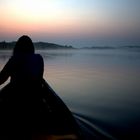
0;41;16;49
0;41;74;50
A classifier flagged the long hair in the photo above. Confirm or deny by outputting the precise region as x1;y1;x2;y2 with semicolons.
13;35;34;55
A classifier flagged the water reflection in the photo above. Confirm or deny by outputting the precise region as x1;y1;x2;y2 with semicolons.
36;50;75;60
43;49;140;140
0;49;140;139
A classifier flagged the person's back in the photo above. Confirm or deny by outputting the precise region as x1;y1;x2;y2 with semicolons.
9;53;44;88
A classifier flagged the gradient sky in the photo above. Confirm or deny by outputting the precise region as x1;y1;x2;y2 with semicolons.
0;0;140;47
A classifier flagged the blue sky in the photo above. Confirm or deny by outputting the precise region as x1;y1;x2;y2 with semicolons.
0;0;140;47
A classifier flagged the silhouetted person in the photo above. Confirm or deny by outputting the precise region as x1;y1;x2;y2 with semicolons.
0;35;44;88
0;36;81;140
0;35;44;138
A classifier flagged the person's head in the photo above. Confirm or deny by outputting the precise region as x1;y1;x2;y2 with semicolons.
13;35;35;55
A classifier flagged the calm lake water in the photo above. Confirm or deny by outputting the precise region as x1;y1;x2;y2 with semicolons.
0;49;140;139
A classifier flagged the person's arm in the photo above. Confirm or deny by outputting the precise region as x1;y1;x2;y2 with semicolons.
0;58;12;85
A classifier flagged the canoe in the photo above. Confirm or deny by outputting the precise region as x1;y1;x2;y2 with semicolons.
0;79;83;140
34;79;83;140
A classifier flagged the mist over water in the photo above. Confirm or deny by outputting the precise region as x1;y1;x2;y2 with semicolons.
0;48;140;139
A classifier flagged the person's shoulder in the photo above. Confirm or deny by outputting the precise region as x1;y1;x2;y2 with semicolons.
7;56;15;63
34;54;44;63
35;53;42;57
3;56;16;68
34;53;43;59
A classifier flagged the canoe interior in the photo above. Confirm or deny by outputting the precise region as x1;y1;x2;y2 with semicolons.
0;79;83;140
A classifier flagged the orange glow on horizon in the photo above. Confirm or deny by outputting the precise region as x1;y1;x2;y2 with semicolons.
0;0;105;39
1;0;139;47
